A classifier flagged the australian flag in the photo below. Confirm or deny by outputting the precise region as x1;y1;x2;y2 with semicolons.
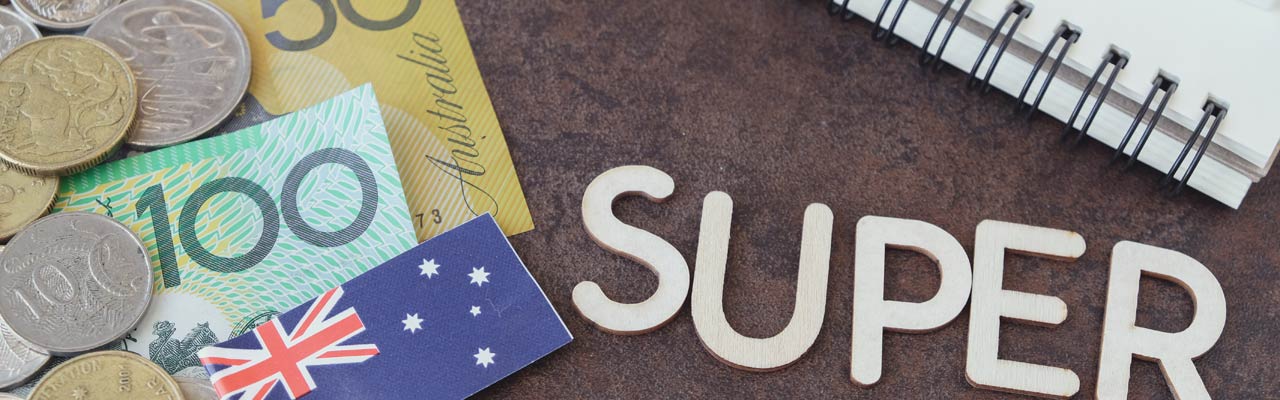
198;215;572;399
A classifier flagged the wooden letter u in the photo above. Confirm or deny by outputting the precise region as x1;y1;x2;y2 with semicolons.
691;191;833;371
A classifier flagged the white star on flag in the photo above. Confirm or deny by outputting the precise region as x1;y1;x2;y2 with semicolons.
402;313;423;334
469;267;490;286
474;347;496;368
470;306;481;317
418;259;441;278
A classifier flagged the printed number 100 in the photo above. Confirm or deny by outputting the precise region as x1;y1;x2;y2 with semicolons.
135;148;380;288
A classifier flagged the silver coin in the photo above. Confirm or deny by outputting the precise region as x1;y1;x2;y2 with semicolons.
0;393;21;399
0;317;47;390
12;0;120;31
0;8;40;58
0;212;152;356
85;0;250;149
174;376;218;400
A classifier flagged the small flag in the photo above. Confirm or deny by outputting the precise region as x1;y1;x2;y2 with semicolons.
199;215;572;399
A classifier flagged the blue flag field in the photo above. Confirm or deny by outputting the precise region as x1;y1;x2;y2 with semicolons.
199;215;572;399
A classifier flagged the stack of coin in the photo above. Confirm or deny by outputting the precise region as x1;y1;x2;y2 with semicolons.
0;0;251;397
0;163;55;243
0;35;136;176
28;351;182;400
0;212;161;398
0;5;55;247
11;0;119;31
0;8;38;54
84;0;251;149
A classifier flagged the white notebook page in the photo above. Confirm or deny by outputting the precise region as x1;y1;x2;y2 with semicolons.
960;0;1280;172
834;0;1254;207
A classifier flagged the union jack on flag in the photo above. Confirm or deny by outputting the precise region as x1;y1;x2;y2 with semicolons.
199;286;380;399
199;215;572;399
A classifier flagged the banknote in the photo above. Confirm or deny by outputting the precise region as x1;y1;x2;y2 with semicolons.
47;85;418;379
207;0;534;241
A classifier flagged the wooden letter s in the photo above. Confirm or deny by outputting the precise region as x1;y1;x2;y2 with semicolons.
574;166;690;335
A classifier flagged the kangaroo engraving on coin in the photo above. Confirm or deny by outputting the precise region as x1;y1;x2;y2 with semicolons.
0;36;137;176
0;212;153;356
0;8;41;58
13;0;122;30
86;0;251;149
0;318;48;390
29;351;181;400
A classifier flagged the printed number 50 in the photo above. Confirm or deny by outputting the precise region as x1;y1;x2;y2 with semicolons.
136;148;380;288
260;0;422;51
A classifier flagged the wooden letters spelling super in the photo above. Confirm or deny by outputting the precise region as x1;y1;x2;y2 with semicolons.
574;166;1227;400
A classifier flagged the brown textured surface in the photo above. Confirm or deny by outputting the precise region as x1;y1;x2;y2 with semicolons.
460;0;1280;398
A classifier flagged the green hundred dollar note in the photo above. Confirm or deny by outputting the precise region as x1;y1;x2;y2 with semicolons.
51;85;417;377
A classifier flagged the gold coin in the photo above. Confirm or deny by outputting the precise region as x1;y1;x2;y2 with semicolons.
0;36;137;176
29;351;183;400
0;162;57;241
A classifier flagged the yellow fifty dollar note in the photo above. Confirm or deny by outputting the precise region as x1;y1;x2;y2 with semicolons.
209;0;532;240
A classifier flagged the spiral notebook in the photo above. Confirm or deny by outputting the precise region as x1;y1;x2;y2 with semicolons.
825;0;1280;208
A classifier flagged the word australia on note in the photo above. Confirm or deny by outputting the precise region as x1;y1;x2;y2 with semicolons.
209;0;534;241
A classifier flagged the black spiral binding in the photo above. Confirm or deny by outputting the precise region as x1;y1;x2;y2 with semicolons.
827;0;857;21
966;2;1031;93
1016;23;1079;118
918;0;973;69
824;0;1228;197
1061;49;1127;147
1163;102;1228;195
1115;75;1178;169
872;0;910;45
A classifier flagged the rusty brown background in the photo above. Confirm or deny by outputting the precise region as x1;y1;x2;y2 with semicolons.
460;0;1280;398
